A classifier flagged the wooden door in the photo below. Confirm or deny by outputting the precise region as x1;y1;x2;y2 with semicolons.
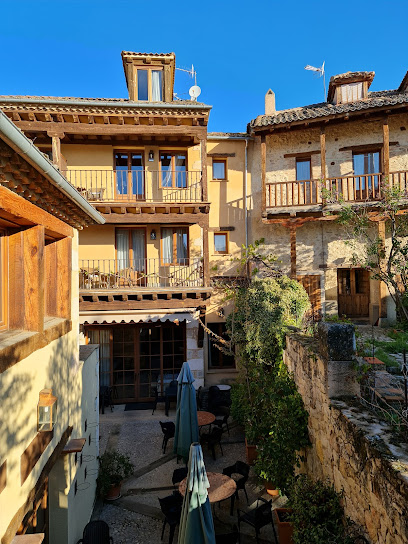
337;268;370;317
297;275;322;321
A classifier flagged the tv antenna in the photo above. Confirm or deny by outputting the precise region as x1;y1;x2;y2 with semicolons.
176;64;197;85
304;62;326;100
175;64;202;101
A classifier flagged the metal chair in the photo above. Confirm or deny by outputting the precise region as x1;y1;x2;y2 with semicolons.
99;386;113;414
200;426;224;460
238;497;277;543
172;467;188;486
77;520;113;544
158;492;183;544
222;460;250;504
213;406;231;435
159;421;175;454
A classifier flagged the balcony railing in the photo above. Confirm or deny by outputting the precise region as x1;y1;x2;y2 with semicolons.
79;258;203;289
63;170;203;203
266;171;408;208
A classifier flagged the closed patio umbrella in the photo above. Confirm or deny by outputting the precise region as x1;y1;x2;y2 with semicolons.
178;443;216;544
174;362;200;461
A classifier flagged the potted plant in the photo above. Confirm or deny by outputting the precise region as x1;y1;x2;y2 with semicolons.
96;450;133;500
274;508;294;544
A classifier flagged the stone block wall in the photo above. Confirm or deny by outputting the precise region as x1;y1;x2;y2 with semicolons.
284;333;408;544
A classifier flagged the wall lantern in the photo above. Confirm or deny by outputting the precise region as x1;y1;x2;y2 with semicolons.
217;308;225;318
148;150;154;162
150;229;157;240
37;389;58;432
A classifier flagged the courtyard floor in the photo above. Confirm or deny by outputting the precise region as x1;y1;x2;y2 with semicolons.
93;403;285;543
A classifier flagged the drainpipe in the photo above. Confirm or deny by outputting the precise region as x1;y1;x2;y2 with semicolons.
0;110;105;224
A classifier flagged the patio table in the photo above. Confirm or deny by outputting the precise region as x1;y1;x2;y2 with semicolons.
197;411;215;427
179;471;237;515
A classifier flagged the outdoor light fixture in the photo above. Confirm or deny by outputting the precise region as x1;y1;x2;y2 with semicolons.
217;308;225;318
37;389;58;432
150;229;157;240
148;150;154;162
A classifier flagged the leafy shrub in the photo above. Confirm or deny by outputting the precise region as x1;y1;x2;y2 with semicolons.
96;450;133;497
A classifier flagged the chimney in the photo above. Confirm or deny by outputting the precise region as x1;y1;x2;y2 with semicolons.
265;89;276;115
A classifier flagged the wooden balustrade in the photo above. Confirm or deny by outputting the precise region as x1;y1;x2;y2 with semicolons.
79;258;203;289
266;171;408;208
63;170;203;203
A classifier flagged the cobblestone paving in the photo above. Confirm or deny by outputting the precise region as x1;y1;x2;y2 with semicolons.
94;404;284;543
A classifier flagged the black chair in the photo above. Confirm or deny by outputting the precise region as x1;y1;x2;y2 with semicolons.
238;498;277;544
200;427;224;460
213;406;230;435
159;421;175;454
208;385;223;412
222;460;250;504
100;386;113;415
172;467;188;486
77;520;113;544
165;380;178;416
158;492;183;544
152;387;159;415
215;525;239;544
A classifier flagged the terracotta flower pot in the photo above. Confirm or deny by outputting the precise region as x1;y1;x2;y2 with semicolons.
264;480;280;497
245;438;258;466
275;508;294;544
105;482;122;501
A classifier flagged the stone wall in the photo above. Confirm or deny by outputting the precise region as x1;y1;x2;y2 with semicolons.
284;332;408;544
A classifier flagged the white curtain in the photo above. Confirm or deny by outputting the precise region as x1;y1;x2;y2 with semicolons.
88;329;111;387
151;70;162;102
116;229;129;270
132;230;145;271
162;228;173;264
176;229;188;264
175;154;187;188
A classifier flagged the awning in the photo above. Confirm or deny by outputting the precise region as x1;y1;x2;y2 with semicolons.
79;308;199;325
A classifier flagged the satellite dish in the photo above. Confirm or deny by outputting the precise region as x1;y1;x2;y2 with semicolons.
189;85;201;100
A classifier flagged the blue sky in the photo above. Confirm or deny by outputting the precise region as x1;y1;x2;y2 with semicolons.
1;0;407;132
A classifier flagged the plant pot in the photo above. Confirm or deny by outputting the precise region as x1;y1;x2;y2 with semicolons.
105;483;122;501
245;438;257;466
264;481;280;497
275;508;294;544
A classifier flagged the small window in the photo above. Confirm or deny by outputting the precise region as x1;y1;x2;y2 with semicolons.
207;322;235;369
214;233;228;254
161;227;189;265
212;159;227;181
296;158;311;181
136;68;163;102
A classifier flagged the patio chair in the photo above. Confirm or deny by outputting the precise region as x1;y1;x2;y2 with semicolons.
222;460;250;504
200;426;224;460
213;406;231;435
77;520;113;544
158;491;183;544
215;525;239;544
172;467;188;486
100;386;113;414
159;421;175;454
238;497;278;544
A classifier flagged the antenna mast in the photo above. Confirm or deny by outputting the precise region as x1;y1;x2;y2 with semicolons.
304;62;326;100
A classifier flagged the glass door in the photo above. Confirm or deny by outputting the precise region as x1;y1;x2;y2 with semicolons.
114;152;145;200
353;151;380;200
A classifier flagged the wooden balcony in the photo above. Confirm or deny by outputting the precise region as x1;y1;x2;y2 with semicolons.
265;171;408;211
78;258;212;311
64;169;204;204
79;258;204;289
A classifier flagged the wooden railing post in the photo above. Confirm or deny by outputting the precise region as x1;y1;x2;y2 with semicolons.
320;127;326;205
261;135;266;211
383;117;390;191
200;137;208;202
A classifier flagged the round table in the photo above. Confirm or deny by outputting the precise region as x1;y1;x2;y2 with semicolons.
216;384;231;391
179;472;237;508
197;411;215;427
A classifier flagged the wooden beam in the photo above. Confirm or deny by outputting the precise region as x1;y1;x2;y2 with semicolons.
102;212;209;225
14;121;207;138
200;138;208;202
320;127;326;180
290;226;297;279
202;216;210;288
339;142;398;152
383;117;390;178
283;150;320;158
261;135;266;212
0;186;74;239
79;299;207;311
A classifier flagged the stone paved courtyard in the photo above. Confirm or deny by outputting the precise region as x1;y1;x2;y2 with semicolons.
93;404;285;543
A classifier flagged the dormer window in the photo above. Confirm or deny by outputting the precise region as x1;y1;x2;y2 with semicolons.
327;71;375;105
137;68;163;102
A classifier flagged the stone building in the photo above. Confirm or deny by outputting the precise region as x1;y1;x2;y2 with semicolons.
0;110;104;544
248;70;408;324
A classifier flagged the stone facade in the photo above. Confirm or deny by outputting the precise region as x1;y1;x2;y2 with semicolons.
284;333;408;544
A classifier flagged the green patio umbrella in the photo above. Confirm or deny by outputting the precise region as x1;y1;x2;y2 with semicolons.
173;362;200;461
178;443;216;544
